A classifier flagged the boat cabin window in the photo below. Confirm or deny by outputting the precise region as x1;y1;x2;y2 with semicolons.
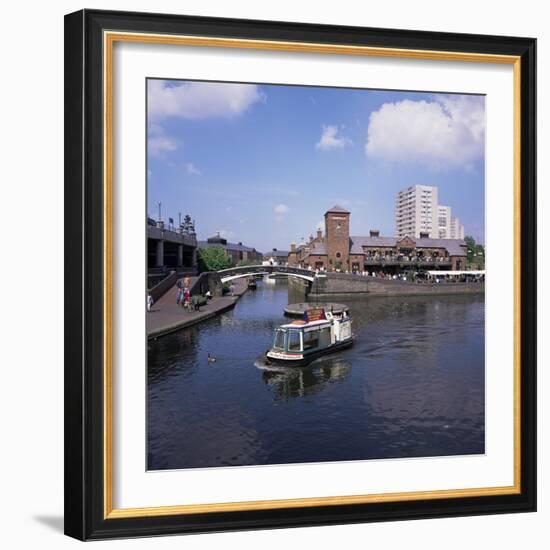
318;327;332;347
273;329;285;350
302;326;332;350
287;331;302;352
303;329;320;350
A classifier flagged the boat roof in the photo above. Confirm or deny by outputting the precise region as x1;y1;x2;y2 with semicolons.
279;319;332;330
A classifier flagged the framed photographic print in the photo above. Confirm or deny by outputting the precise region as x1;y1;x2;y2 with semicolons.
64;9;536;540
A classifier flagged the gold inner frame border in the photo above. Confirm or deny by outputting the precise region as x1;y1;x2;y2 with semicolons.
102;30;522;519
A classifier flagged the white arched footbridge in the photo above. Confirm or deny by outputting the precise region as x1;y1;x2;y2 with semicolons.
217;265;316;283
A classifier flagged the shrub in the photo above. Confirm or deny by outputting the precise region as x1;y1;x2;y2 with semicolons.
197;247;232;272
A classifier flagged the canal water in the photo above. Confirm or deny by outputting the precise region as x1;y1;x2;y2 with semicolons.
147;280;485;470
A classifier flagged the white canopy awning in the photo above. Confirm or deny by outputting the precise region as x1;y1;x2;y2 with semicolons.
426;270;485;276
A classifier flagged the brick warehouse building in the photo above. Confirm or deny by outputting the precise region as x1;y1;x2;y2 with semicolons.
287;205;467;273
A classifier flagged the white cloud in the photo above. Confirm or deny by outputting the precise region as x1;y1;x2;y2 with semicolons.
315;125;353;151
185;162;201;176
148;136;178;157
148;80;265;120
274;203;290;222
274;204;289;215
148;123;178;158
365;95;485;170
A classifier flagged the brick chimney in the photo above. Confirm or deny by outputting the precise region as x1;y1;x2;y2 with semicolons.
369;229;380;237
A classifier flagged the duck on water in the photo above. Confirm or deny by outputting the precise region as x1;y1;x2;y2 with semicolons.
264;306;353;367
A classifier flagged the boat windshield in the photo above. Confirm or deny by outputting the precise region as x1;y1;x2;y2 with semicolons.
273;329;286;350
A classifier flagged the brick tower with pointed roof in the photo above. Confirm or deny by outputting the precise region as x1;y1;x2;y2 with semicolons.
325;204;350;271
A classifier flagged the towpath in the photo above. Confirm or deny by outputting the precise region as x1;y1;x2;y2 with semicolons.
147;277;248;339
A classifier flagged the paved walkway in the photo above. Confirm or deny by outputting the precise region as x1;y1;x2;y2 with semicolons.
147;277;248;339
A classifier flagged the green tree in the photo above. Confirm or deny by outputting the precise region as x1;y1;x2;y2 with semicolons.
464;236;476;263
236;258;260;267
464;235;485;269
197;247;232;272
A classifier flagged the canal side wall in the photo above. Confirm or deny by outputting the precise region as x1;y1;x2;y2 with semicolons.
288;276;310;292
364;278;484;296
149;271;178;302
149;270;222;303
310;273;484;298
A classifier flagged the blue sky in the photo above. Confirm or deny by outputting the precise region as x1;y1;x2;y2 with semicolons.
147;79;485;252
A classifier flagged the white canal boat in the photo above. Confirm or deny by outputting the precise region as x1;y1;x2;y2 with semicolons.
265;307;353;367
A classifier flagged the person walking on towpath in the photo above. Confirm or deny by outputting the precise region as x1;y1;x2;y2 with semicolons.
176;278;183;306
183;288;190;309
183;275;191;291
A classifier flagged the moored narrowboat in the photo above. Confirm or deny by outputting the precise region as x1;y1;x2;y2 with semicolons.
247;277;257;289
265;307;353;367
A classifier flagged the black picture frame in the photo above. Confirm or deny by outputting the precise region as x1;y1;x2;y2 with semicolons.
64;9;536;541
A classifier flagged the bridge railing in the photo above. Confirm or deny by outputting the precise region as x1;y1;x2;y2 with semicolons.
216;264;315;281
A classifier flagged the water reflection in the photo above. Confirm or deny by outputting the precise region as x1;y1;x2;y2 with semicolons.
259;358;352;401
147;323;201;383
